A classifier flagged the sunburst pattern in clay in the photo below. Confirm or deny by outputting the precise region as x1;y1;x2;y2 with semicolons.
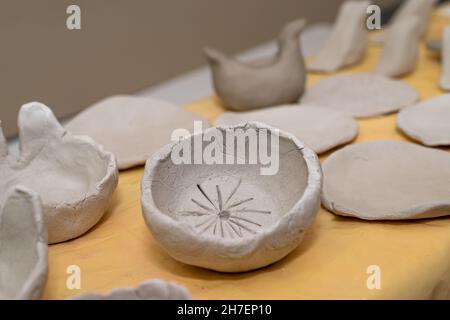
179;179;271;238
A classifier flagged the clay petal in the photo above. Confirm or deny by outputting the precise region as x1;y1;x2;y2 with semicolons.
204;18;307;110
374;0;437;43
0;187;48;299
441;26;450;90
216;105;358;154
65;95;209;170
375;17;421;77
0;121;8;158
308;1;369;73
141;122;322;272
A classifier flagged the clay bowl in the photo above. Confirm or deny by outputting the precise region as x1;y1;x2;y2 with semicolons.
73;279;191;300
0;187;47;299
141;122;322;272
0;102;118;243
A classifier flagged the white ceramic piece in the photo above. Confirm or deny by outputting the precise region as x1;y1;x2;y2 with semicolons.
373;0;437;43
0;102;118;243
397;94;450;146
301;73;418;118
426;37;441;54
441;27;450;91
204;19;307;111
216;105;358;154
141;122;322;272
374;17;421;77
322;141;450;220
73;279;191;300
0;187;47;299
308;1;369;73
66;95;209;170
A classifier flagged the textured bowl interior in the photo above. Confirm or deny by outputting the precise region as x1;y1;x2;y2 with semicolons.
150;125;309;239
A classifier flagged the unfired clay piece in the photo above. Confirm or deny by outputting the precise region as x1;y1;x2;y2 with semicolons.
373;0;437;43
73;279;191;300
308;1;369;73
322;141;450;220
0;187;47;299
204;19;307;111
301;73;418;118
0;102;118;243
141;122;322;272
397;94;450;146
216;105;358;154
441;27;450;90
374;17;421;77
66;95;209;170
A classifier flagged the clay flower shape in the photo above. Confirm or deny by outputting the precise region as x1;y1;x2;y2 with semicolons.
0;102;118;243
0;187;48;299
181;180;271;238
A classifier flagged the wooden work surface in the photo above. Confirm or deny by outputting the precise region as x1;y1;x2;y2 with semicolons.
43;13;450;299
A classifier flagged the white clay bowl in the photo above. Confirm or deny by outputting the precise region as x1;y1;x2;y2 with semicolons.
0;102;118;243
141;122;322;272
73;279;191;300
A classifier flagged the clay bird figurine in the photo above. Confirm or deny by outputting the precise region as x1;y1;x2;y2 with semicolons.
204;18;307;111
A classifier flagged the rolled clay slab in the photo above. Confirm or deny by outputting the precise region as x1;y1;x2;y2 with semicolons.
0;187;47;299
301;73;418;118
374;17;421;77
397;94;450;146
1;102;118;244
216;105;358;154
66;95;210;170
322;141;450;220
73;279;191;300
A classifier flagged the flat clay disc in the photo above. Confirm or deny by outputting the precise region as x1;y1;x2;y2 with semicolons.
301;73;418;118
216;105;358;154
322;141;450;220
66;95;209;169
397;94;450;146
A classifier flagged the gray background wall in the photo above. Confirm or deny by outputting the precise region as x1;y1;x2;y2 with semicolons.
0;0;399;138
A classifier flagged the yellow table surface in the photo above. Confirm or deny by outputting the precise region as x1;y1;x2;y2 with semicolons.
43;12;450;300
